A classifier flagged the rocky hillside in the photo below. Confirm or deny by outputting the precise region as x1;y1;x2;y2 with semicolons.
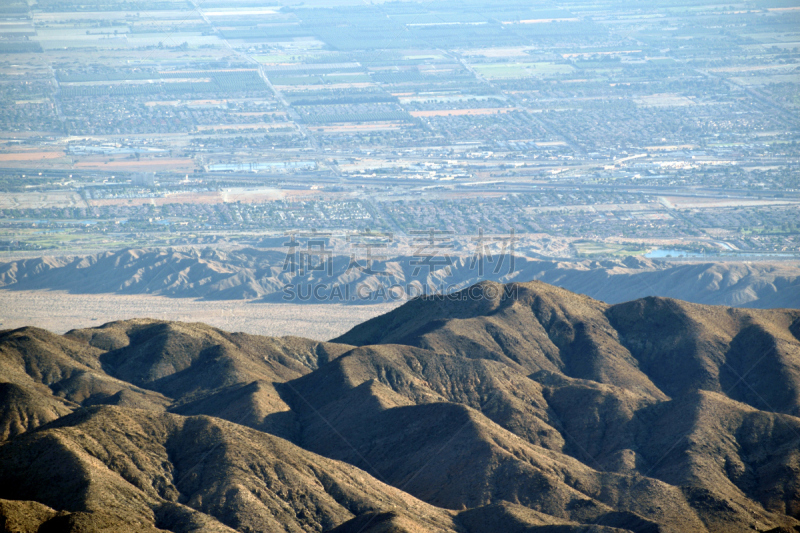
1;281;799;532
0;247;798;308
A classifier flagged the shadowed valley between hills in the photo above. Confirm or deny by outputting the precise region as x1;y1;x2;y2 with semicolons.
0;280;799;532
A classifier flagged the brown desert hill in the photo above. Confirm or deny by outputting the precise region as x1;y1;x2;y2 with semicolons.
330;505;632;533
632;390;800;530
1;281;800;532
0;499;61;533
0;320;351;442
334;281;800;412
453;502;650;533
0;382;73;441
65;319;352;398
333;281;668;398
283;342;568;449
605;297;800;415
285;390;706;532
0;326;172;424
0;406;459;533
279;343;798;532
67;320;353;439
1;246;798;308
323;281;800;530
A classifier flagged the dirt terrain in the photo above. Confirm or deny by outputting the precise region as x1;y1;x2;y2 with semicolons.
0;290;398;339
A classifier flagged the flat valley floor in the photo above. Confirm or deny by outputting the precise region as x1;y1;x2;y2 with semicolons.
0;290;401;340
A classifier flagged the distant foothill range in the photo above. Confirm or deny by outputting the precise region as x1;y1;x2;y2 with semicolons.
0;246;797;309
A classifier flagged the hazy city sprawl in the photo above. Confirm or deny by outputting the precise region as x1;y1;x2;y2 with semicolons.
0;0;797;263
